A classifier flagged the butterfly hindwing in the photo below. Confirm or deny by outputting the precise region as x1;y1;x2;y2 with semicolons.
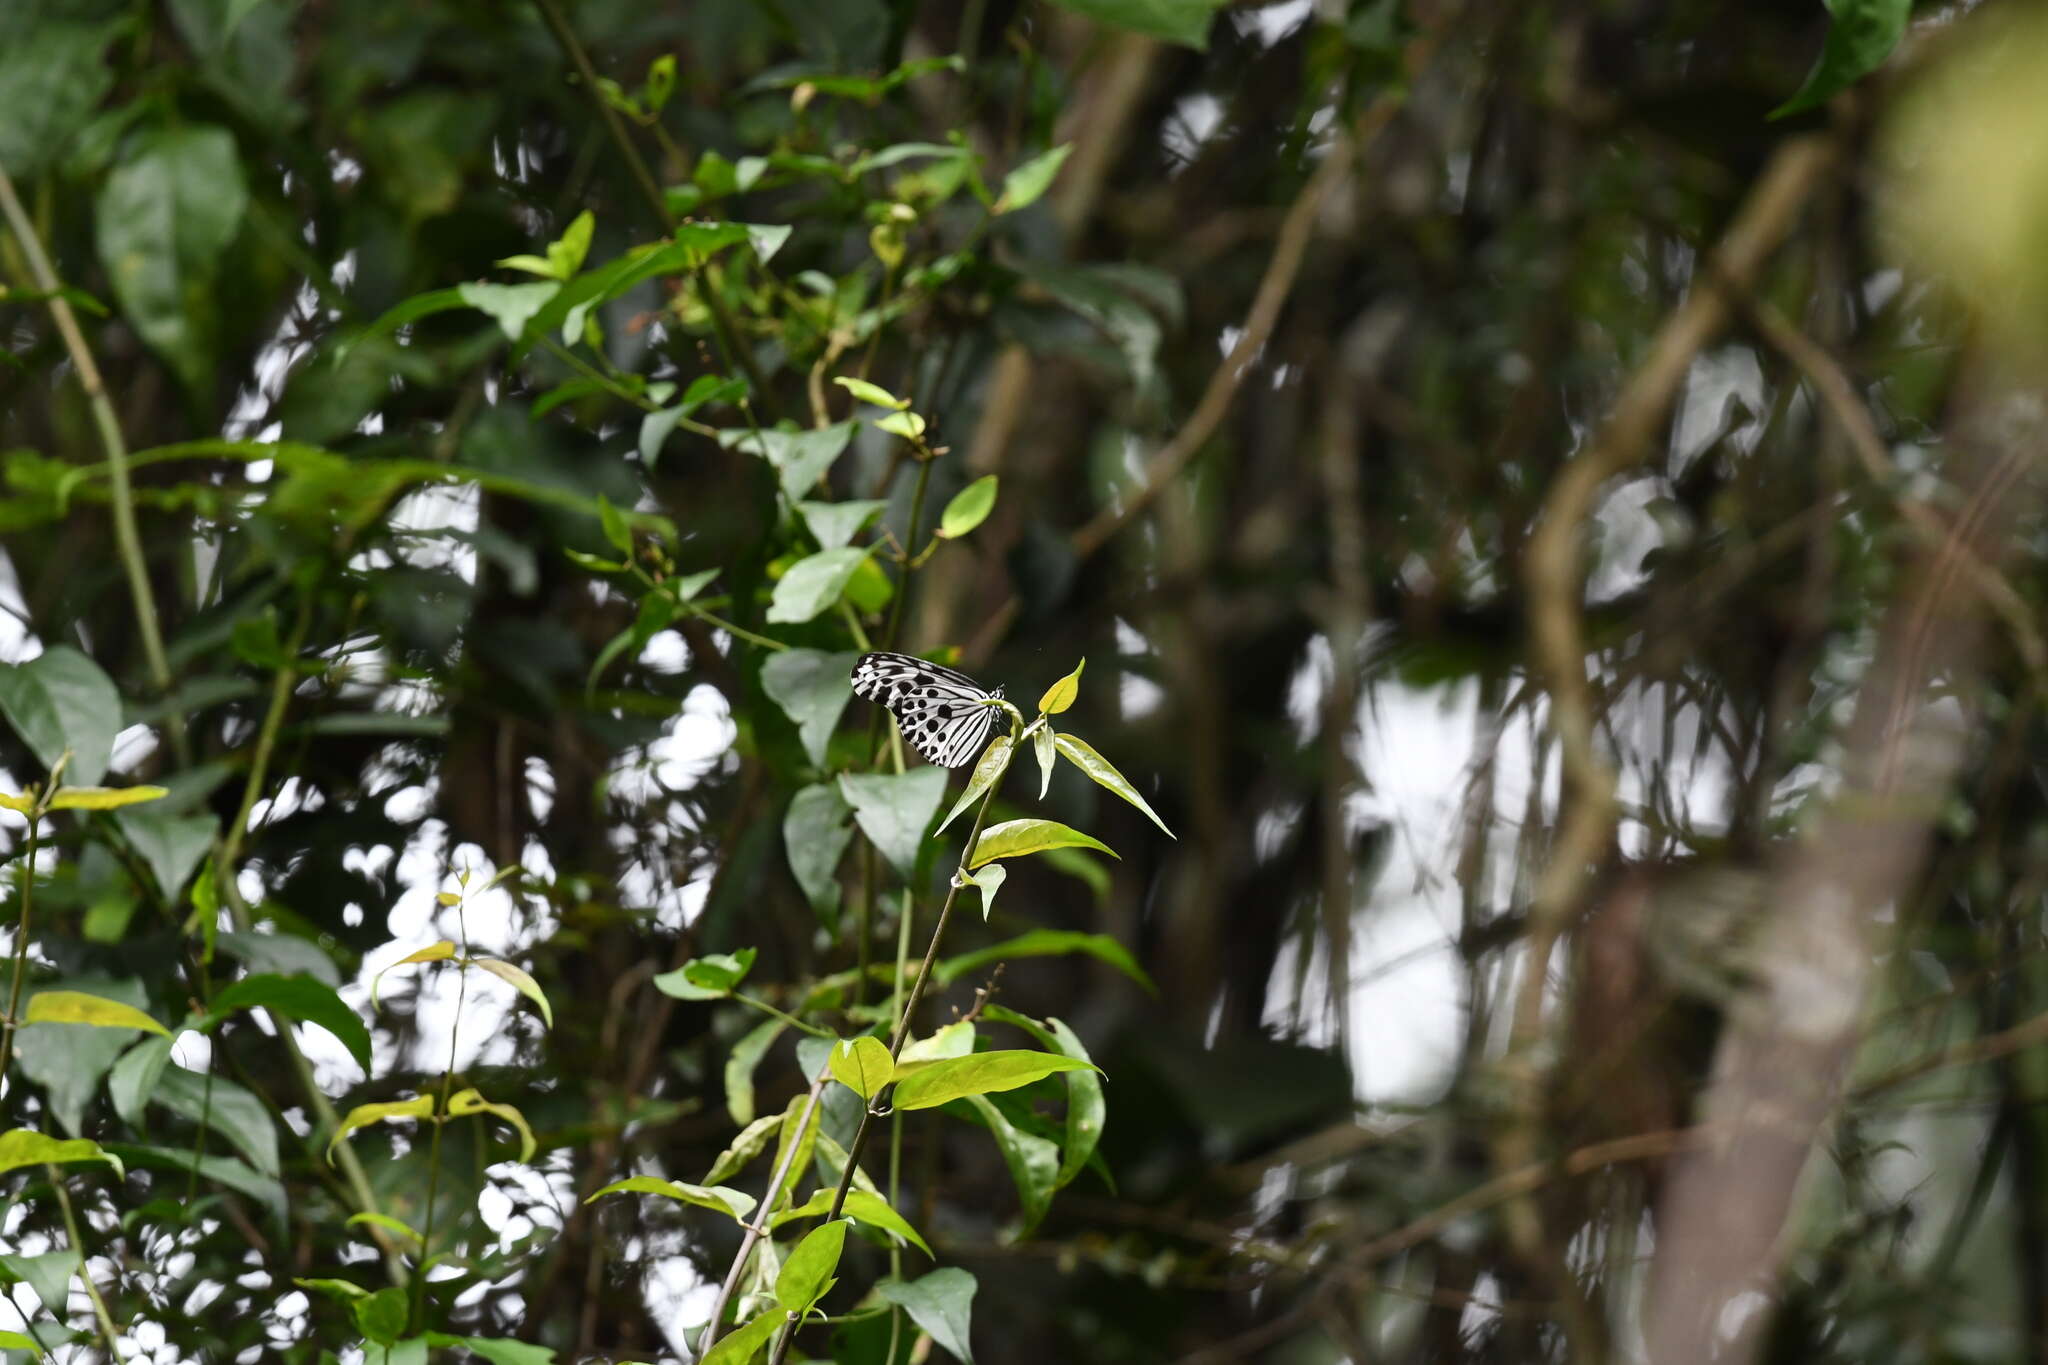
850;651;1002;768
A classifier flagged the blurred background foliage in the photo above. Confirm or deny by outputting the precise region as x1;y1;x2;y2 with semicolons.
4;0;2048;1361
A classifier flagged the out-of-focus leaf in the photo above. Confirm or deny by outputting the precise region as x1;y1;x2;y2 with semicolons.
457;281;561;341
584;1176;755;1221
152;1065;280;1177
798;499;887;550
94;125;248;397
935;929;1154;993
14;977;149;1134
446;1088;537;1163
206;973;372;1070
0;21;119;176
996;144;1071;213
24;990;169;1036
1773;0;1911;119
839;768;950;877
767;547;874;624
328;1095;435;1163
115;806;218;901
785;781;854;928
0;645;121;785
877;1268;978;1364
653;948;758;1001
0;1129;123;1179
833;376;908;410
724;1018;786;1127
0;1249;79;1319
1043;0;1225;47
720;421;857;499
470;958;554;1029
761;649;861;766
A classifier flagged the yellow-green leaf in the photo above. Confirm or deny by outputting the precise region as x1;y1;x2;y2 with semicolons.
0;791;32;813
471;957;554;1029
346;1211;422;1243
1036;658;1084;715
701;1311;784;1365
829;1036;894;1100
937;475;998;540
24;990;169;1036
968;818;1117;869
585;1175;756;1221
876;409;926;441
893;1050;1100;1111
328;1095;435;1164
1053;733;1174;837
0;1128;124;1178
370;939;457;1009
832;375;909;410
447;1088;537;1163
47;784;168;810
776;1218;850;1314
996;143;1072;213
936;735;1014;835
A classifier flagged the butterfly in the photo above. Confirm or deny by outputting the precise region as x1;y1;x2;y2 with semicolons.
851;651;1005;768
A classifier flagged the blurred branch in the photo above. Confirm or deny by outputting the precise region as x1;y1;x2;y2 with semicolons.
0;161;185;761
1500;133;1838;1275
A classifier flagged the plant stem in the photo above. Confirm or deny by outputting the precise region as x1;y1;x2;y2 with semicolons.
0;807;44;1089
697;1066;832;1354
0;162;186;764
764;772;1006;1365
733;991;835;1038
413;892;472;1333
47;1166;124;1353
685;606;787;653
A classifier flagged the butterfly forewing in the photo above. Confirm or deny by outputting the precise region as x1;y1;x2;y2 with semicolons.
851;651;1002;768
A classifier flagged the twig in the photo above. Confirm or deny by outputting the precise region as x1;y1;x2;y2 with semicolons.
0;161;186;760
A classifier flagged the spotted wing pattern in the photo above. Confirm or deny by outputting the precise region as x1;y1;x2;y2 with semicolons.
851;651;1003;768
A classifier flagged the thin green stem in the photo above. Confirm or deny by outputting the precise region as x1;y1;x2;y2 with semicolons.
0;808;43;1089
414;892;472;1333
765;767;1008;1365
0;162;186;763
732;991;834;1038
685;606;787;653
47;1167;123;1353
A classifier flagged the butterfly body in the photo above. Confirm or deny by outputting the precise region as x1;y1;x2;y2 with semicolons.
851;651;1004;768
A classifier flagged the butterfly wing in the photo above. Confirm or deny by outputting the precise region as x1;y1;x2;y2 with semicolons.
851;651;1000;768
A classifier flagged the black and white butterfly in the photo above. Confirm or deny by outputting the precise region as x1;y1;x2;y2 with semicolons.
851;651;1005;768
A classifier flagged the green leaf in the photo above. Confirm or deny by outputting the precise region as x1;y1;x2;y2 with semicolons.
830;1036;894;1100
108;1035;175;1126
703;1111;785;1186
785;783;854;928
1053;732;1174;836
961;865;1006;921
0;21;118;176
724;1017;786;1127
935;928;1155;994
457;280;561;341
584;1176;756;1221
937;475;998;540
700;1311;785;1365
797;499;887;550
1043;0;1225;47
937;735;1015;835
470;958;555;1029
549;209;595;277
996;144;1072;213
46;783;168;810
115;805;219;901
878;1268;978;1364
0;644;122;785
353;1286;409;1346
768;547;875;624
107;1141;285;1228
772;1188;932;1257
0;1128;123;1178
93;125;248;397
597;495;633;554
832;376;909;410
1017;259;1165;389
447;1088;537;1162
966;1093;1062;1234
761;649;861;766
765;1090;822;1211
777;1218;850;1314
653;948;758;1001
638;406;687;467
838;768;950;877
876;409;927;440
14;977;149;1134
0;1250;79;1319
968;818;1117;869
644;53;677;111
370;939;457;1009
984;1008;1106;1192
900;1021;977;1064
1772;0;1911;119
1033;726;1056;799
346;1212;424;1244
328;1095;435;1163
720;421;857;499
25;990;169;1036
421;1336;558;1365
216;930;342;987
891;1051;1098;1111
207;973;373;1070
1037;659;1085;716
0;1330;41;1352
152;1065;280;1177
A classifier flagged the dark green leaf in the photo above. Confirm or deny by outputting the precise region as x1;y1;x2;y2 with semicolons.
761;649;861;766
878;1268;977;1364
0;21;119;175
0;645;121;786
1772;0;1911;119
207;973;373;1071
838;768;950;877
785;782;855;925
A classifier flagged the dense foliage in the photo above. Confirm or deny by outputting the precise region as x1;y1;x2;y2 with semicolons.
4;0;2046;1363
